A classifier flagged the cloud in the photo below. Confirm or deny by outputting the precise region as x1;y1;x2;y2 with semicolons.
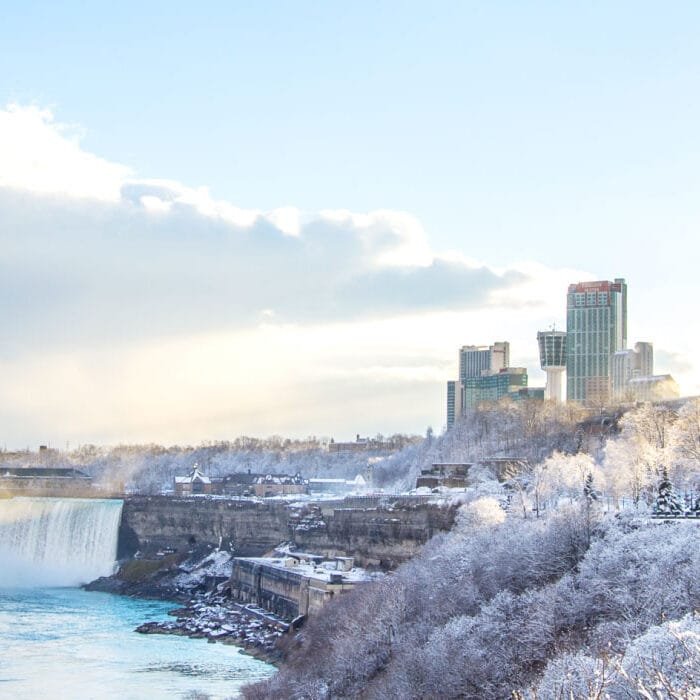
0;104;600;445
0;105;540;355
0;104;130;200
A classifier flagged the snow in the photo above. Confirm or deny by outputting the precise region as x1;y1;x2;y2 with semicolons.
172;550;233;588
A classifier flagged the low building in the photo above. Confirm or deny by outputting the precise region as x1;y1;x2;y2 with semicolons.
251;473;308;498
508;387;545;401
309;474;367;494
174;465;212;496
415;459;530;489
229;552;373;620
328;434;412;453
416;463;471;490
212;471;258;496
0;467;92;496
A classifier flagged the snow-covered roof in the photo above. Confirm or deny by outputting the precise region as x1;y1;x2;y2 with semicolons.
236;556;377;584
175;465;211;484
310;474;366;485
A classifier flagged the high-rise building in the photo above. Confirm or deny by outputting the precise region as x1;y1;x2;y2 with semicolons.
456;342;510;416
537;329;567;402
445;341;541;428
458;342;509;382
446;380;458;429
566;278;627;404
611;342;679;403
462;367;528;409
611;342;654;401
448;342;510;427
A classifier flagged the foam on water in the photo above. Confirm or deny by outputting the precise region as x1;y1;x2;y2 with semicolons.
0;497;123;587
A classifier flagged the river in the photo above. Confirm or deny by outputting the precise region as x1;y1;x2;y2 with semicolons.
0;587;275;699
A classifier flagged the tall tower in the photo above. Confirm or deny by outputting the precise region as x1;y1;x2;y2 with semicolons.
566;278;627;404
537;330;567;402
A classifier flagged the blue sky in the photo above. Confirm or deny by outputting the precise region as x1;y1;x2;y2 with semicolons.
1;2;699;446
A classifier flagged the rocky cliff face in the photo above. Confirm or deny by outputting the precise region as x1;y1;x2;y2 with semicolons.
290;503;456;568
121;496;457;569
121;497;290;558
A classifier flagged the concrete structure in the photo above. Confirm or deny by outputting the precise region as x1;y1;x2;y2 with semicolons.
566;278;627;404
537;329;567;402
229;553;374;620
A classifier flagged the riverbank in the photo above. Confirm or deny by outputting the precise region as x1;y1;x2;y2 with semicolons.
135;589;289;664
85;547;289;665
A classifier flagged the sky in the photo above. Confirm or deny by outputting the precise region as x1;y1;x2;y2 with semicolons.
1;2;699;448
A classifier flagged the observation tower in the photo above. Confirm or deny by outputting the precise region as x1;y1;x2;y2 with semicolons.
537;329;567;402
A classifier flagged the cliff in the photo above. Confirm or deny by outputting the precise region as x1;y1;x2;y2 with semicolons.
120;496;457;569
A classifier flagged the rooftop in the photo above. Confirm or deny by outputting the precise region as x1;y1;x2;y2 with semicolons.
0;467;91;479
236;556;375;584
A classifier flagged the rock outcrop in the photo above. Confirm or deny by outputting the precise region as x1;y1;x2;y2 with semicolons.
120;495;457;569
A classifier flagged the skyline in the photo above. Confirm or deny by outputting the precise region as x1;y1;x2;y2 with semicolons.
1;3;699;446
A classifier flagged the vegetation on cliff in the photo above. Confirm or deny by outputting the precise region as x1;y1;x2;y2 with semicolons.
241;400;700;698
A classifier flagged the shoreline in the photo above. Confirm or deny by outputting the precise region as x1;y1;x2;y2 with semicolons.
85;562;287;667
134;591;286;665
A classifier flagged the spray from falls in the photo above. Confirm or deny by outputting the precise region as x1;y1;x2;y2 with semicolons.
0;497;123;587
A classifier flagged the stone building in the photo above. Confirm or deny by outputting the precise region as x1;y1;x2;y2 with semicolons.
174;465;212;495
251;473;308;498
207;472;309;497
229;552;373;620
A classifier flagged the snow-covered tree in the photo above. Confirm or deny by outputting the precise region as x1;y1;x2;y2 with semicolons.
610;613;700;698
653;467;684;516
583;472;597;503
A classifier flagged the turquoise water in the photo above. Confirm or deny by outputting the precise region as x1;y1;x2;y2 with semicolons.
0;588;274;699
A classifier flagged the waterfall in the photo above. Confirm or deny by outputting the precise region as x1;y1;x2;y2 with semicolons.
0;497;123;587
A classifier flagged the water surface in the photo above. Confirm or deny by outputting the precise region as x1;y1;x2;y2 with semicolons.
0;587;274;699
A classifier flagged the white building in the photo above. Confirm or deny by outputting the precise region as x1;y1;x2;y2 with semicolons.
627;375;680;402
611;342;654;401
